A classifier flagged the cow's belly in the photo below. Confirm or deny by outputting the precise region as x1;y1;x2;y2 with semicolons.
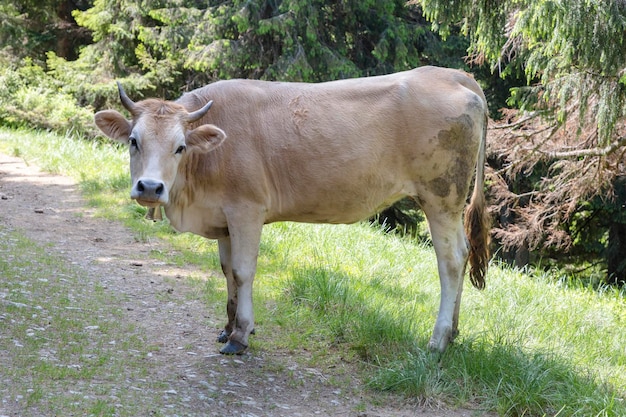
268;185;407;225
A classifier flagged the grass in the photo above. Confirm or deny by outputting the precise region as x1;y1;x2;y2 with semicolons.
1;127;626;416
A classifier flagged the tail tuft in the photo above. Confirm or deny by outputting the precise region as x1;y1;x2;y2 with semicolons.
465;190;490;289
465;114;490;290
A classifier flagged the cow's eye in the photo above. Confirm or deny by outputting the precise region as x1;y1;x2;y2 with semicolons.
129;137;138;149
175;145;186;154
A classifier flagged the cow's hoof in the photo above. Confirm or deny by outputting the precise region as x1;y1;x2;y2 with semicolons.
219;340;247;355
217;330;230;344
218;328;255;343
428;326;454;353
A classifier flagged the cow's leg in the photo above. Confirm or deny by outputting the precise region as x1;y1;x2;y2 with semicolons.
153;205;162;221
219;213;264;355
424;209;469;352
452;271;464;339
145;205;163;221
217;237;236;344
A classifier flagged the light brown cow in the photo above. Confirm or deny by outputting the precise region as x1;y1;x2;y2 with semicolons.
94;66;490;355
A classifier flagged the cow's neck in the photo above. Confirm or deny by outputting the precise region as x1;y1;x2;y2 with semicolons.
163;170;229;239
164;171;193;228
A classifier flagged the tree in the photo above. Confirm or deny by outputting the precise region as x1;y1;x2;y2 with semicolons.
1;0;473;135
0;1;96;135
415;0;626;284
17;0;469;114
0;0;91;62
183;0;426;81
69;0;468;94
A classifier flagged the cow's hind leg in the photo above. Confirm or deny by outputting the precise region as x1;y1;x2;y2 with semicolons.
424;209;469;352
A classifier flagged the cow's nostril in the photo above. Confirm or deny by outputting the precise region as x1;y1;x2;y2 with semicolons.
133;179;164;201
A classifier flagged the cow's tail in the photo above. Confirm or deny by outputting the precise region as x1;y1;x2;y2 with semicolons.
464;113;490;290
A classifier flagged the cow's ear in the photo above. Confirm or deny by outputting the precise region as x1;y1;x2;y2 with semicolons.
94;110;132;143
186;124;227;153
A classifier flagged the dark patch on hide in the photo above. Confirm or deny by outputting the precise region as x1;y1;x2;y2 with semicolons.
427;113;476;204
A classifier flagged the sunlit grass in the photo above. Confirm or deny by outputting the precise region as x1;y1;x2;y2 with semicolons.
2;127;625;416
260;222;626;415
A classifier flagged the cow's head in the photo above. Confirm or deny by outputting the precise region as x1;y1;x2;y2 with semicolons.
94;83;226;207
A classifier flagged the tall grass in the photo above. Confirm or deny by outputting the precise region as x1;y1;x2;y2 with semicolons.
1;127;625;416
261;222;626;416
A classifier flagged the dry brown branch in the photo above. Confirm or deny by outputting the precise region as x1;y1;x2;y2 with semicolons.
486;103;625;257
541;135;626;159
491;111;540;129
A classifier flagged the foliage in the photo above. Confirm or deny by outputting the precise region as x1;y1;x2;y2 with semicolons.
0;0;469;131
183;0;427;81
416;0;626;141
0;0;91;62
0;57;96;136
68;0;467;98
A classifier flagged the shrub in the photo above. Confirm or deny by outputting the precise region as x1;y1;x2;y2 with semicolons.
0;57;97;137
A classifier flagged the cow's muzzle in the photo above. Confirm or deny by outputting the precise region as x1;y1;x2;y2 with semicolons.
131;178;168;206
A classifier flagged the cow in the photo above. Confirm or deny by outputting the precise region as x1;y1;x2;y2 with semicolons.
94;66;490;355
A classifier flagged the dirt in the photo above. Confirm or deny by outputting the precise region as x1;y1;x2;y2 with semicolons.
0;152;481;417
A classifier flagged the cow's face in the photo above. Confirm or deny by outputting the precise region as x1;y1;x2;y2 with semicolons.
94;83;226;207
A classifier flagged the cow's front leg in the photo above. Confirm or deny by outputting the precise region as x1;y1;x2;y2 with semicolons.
145;205;163;221
217;237;236;344
219;212;264;355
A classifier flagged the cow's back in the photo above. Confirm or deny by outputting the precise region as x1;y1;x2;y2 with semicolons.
175;66;487;224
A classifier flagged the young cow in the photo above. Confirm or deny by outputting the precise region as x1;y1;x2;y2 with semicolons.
95;66;490;355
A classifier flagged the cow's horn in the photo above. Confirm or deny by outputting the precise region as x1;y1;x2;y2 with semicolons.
186;100;213;124
117;81;137;115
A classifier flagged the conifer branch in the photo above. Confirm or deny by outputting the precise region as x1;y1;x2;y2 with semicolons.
541;135;626;159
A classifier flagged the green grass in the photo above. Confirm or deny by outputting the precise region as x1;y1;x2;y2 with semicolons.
2;127;626;416
260;223;626;416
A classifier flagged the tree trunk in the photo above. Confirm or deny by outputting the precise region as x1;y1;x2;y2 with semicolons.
606;176;626;286
55;0;92;60
607;223;626;285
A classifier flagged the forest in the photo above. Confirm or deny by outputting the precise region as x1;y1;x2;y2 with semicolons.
1;0;625;285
